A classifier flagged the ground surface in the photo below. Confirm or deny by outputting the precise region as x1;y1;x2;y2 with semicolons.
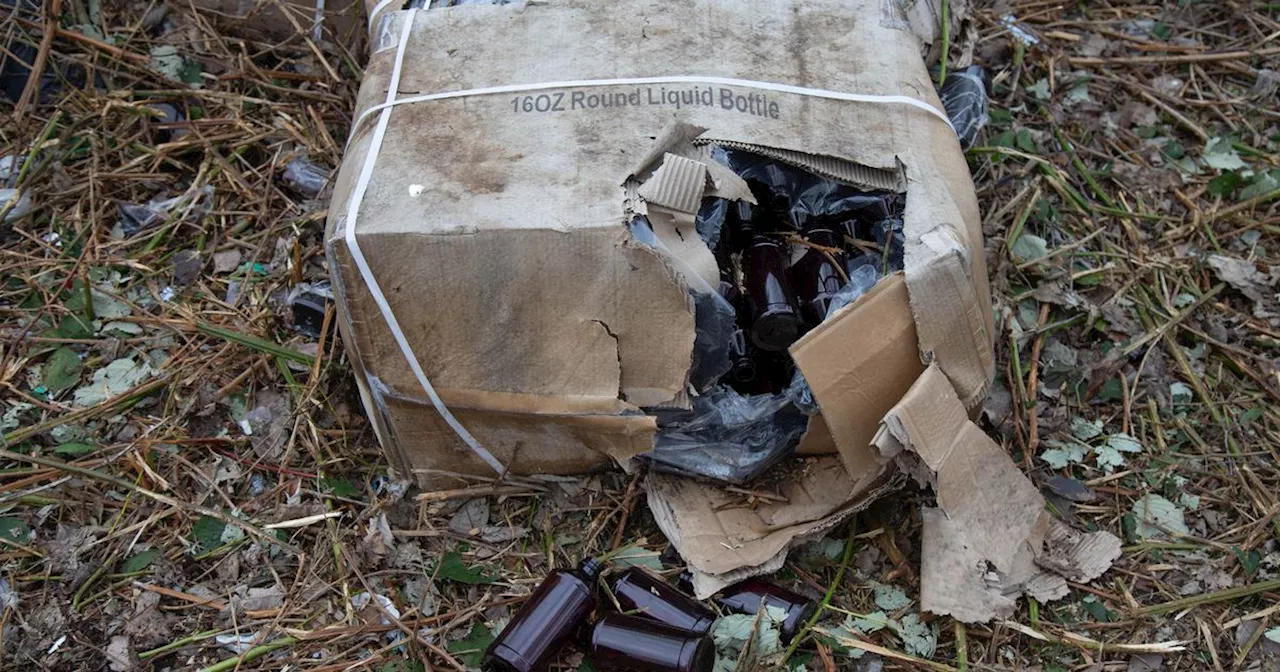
1;1;1279;670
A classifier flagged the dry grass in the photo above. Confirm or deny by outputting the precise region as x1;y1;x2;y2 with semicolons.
0;0;1278;670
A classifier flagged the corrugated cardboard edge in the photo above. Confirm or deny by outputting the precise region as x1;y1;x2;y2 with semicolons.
646;458;903;599
905;228;994;411
702;139;905;193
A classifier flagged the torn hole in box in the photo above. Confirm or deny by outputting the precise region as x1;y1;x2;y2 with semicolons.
623;124;909;484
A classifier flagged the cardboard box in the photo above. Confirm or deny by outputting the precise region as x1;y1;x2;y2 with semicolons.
326;0;1119;619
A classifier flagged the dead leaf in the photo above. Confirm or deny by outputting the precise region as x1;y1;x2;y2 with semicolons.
106;635;134;672
448;498;490;535
1207;255;1278;318
213;249;242;274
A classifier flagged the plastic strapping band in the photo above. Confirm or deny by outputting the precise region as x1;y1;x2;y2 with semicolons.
312;0;326;41
367;0;397;30
349;75;953;143
344;7;508;475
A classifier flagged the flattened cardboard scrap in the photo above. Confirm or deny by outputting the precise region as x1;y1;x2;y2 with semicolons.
646;456;900;598
877;363;1120;622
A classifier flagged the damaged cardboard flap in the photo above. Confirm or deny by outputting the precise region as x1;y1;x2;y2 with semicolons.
630;124;757;291
876;363;1121;622
646;456;900;599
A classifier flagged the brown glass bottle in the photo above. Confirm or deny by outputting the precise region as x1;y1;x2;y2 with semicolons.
739;189;802;352
483;558;601;672
713;579;816;644
742;233;802;351
790;215;848;326
612;568;716;635
589;613;714;672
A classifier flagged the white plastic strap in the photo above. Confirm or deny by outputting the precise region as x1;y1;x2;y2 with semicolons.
343;7;508;475
312;0;326;41
350;75;953;141
367;0;398;31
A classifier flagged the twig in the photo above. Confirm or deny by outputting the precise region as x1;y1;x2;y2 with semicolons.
781;530;856;663
999;620;1188;653
1;377;171;447
134;582;229;611
197;637;299;672
0;448;301;555
1069;46;1280;65
1134;578;1280;617
14;0;63;120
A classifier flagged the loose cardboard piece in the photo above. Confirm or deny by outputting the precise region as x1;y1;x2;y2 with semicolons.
879;363;1120;622
646;456;901;598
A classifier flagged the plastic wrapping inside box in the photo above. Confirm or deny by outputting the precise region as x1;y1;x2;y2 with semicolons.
639;148;906;484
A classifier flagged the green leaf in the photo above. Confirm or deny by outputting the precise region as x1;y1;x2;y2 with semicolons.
1204;137;1247;171
1069;417;1103;441
445;622;493;668
611;546;663;571
1170;382;1194;403
871;582;912;611
713;614;759;649
1131;494;1189;539
53;314;93;339
892;613;937;658
1096;378;1124;401
1240;171;1279;201
321;478;360;499
180;60;203;85
1026;78;1050;100
435;551;496;584
988;129;1016;149
1207;171;1242;197
1239;407;1263;425
1015;128;1037;153
1081;595;1113;622
1234;546;1262;579
149;45;186;82
191;515;227;552
0;517;31;544
1264;627;1280;645
1150;22;1172;40
1040;441;1087;469
53;442;96;457
43;347;83;393
1066;81;1091;103
1010;233;1048;263
849;611;892;634
120;549;162;574
1104;433;1144;453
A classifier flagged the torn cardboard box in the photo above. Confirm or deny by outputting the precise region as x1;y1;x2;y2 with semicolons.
326;0;1117;620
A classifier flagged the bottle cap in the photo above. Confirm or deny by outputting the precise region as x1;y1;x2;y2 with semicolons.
578;557;602;580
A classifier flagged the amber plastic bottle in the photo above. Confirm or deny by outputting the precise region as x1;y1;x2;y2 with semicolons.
589;613;715;672
713;579;816;644
790;216;848;325
612;568;716;635
483;558;601;672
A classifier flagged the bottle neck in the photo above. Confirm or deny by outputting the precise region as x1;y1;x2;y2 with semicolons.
577;557;602;581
